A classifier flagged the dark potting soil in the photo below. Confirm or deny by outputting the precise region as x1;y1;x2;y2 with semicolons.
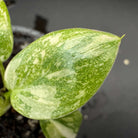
0;30;45;138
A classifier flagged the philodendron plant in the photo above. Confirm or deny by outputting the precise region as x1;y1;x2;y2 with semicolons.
0;0;123;137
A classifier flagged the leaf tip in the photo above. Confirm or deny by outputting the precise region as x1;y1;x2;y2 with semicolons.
120;34;126;40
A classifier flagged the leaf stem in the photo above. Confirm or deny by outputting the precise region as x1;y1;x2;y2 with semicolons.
0;91;11;116
0;60;6;89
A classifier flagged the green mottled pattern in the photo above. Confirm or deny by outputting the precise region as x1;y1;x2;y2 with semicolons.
0;0;13;61
5;28;121;119
40;110;82;138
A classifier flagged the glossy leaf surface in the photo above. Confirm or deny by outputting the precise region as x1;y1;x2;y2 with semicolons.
0;0;13;62
5;28;121;119
40;110;82;138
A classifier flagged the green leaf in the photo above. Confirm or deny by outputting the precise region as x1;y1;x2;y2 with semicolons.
0;91;11;116
5;28;121;119
40;110;82;138
0;0;13;62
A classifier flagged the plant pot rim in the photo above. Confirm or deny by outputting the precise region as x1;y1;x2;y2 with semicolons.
12;25;44;39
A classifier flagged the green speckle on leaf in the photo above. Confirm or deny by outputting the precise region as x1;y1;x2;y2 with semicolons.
5;28;121;119
0;0;13;62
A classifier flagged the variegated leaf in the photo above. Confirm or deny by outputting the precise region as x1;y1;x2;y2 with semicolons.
40;110;82;138
5;28;121;119
0;0;13;62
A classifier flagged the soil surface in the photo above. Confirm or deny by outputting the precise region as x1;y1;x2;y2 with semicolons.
0;30;45;138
